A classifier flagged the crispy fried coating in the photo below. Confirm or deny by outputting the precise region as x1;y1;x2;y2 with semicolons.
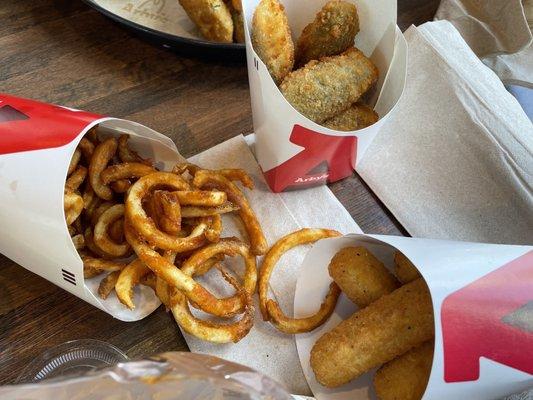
229;2;245;43
323;102;378;131
179;0;233;43
296;0;359;67
328;246;399;308
280;47;378;123
374;341;434;400
252;0;295;84
394;251;421;284
310;279;434;388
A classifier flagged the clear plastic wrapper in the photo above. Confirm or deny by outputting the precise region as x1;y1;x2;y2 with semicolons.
0;352;293;400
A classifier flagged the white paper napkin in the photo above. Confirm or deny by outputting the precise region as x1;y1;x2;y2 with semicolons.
357;20;533;246
181;135;362;395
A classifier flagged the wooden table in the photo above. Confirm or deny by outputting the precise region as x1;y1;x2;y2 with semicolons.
0;0;440;385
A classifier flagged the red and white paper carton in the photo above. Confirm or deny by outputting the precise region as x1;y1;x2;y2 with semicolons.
0;94;185;321
242;0;407;192
294;234;533;399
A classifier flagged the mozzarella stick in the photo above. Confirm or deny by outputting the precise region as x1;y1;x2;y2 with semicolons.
394;251;421;284
280;47;378;123
374;341;434;400
328;246;399;308
310;278;434;388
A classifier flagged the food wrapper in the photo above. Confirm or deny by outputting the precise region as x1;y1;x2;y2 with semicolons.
0;93;185;321
0;352;293;399
241;0;407;192
294;234;533;399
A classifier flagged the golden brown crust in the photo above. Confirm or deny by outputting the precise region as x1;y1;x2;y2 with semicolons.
295;0;359;67
374;340;434;400
280;47;378;123
179;0;234;43
322;102;378;131
310;279;434;388
328;246;399;308
252;0;295;84
394;251;421;284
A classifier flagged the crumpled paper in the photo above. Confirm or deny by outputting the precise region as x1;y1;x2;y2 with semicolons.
357;20;533;246
181;135;361;396
435;0;533;86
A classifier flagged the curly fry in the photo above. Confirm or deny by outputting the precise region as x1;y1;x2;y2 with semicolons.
193;169;267;255
78;137;95;161
71;234;85;250
258;228;341;331
82;255;126;278
94;204;131;257
98;270;121;300
64;192;84;225
267;282;341;334
169;267;254;343
89;137;118;200
181;237;257;316
68;149;81;176
118;134;152;165
84;227;114;259
100;162;155;185
205;214;222;242
115;259;152;309
65;165;87;192
173;163;254;189
126;172;207;251
90;201;115;227
125;221;246;318
108;219;124;243
110;179;131;193
181;202;240;218
149;190;182;235
175;190;227;206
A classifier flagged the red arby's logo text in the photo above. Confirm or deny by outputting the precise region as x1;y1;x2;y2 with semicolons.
263;125;356;192
441;250;533;382
0;94;101;155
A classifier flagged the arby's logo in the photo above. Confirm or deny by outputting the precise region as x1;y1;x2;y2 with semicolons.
441;250;533;382
0;94;101;155
263;125;356;192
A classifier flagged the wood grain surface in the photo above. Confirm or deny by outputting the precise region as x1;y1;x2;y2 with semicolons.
0;0;439;384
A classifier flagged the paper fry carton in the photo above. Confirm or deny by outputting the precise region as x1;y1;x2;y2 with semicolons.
0;94;185;321
242;0;407;192
294;234;533;399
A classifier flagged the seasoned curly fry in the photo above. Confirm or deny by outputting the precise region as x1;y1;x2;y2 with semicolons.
205;214;222;242
64;192;84;225
150;190;182;235
78;137;95;161
94;204;131;257
181;202;240;218
71;234;85;250
68;149;81;176
125;221;246;318
84;227;114;259
110;179;131;193
126;172;207;251
173;163;254;189
169;267;254;343
258;228;341;327
89;137;118;200
100;162;155;184
115;259;152;309
252;0;294;84
108;219;125;244
118;134;152;165
65;165;87;192
181;237;257;316
82;255;126;277
295;0;359;67
98;270;121;300
90;201;115;227
280;47;379;123
193;170;267;255
178;0;233;43
267;282;341;334
175;190;227;206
